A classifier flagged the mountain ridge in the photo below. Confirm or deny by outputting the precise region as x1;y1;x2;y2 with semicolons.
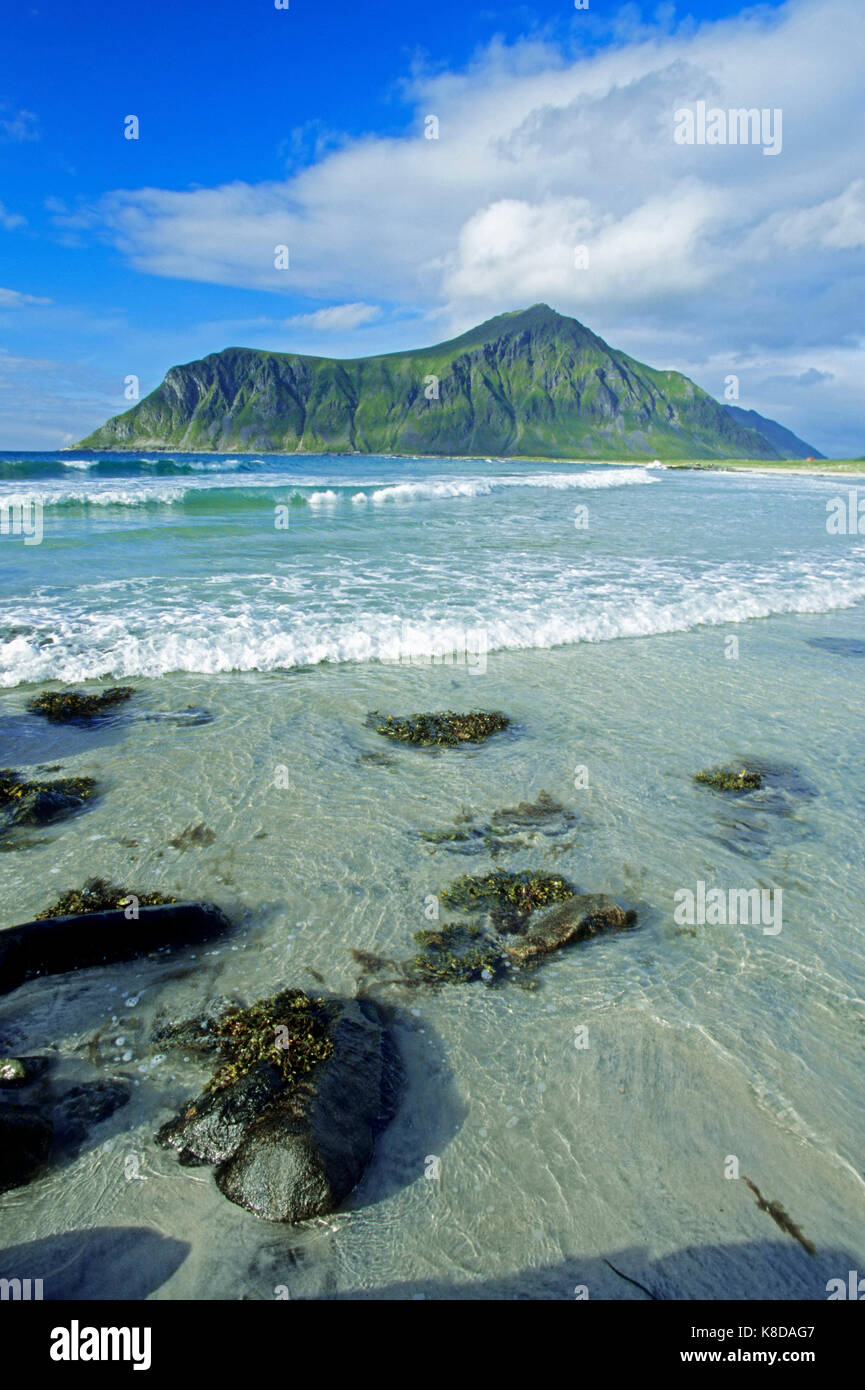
76;304;821;461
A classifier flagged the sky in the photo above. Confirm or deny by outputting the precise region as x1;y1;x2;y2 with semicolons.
0;0;861;455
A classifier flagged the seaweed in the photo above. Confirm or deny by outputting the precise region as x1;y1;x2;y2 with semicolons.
742;1175;816;1256
405;923;506;986
0;768;96;807
420;791;578;858
695;767;763;793
169;823;216;851
490;790;567;825
374;710;510;747
204;989;335;1095
439;869;574;928
419;827;472;845
33;876;176;921
27;686;136;722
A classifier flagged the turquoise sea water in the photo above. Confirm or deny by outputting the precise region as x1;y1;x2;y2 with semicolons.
0;451;864;1300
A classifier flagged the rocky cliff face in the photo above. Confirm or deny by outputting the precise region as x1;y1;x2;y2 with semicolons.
76;304;804;460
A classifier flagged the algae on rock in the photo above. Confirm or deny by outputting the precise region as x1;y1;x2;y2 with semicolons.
440;869;574;929
374;710;510;747
0;768;97;830
34;877;176;921
204;989;335;1096
27;686;136;722
406;923;506;986
695;767;763;793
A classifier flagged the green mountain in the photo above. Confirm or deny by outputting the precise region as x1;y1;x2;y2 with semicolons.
76;304;814;461
722;405;823;460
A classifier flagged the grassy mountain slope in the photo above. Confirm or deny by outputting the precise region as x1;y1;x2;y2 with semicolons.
76;304;801;461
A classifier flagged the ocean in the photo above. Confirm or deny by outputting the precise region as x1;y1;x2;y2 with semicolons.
1;450;863;1299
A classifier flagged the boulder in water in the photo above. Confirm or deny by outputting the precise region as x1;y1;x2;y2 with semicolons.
156;990;398;1222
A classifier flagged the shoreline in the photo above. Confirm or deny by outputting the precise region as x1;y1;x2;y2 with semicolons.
52;446;865;476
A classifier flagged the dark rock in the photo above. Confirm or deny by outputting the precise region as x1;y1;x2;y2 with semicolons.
215;999;393;1222
0;900;232;996
52;1081;131;1149
0;769;97;833
157;1060;286;1167
156;993;398;1222
0;1104;53;1193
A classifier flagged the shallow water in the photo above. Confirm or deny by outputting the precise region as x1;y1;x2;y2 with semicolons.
0;453;863;1299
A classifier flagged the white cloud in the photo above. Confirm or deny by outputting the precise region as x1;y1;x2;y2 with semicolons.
773;179;865;251
281;302;381;332
0;201;25;231
0;106;39;142
0;287;51;307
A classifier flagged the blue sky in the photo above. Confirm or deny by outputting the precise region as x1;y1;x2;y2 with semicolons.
1;0;861;454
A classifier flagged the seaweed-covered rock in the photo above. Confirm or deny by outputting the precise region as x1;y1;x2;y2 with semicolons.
151;996;241;1057
505;895;637;964
440;869;574;930
0;899;231;996
696;767;762;793
0;1104;53;1193
374;710;510;747
420;790;579;858
156;991;397;1222
0;769;97;830
0;1056;50;1086
27;686;135;723
34;877;175;921
406;923;506;985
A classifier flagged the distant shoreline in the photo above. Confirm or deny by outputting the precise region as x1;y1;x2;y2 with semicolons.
665;459;865;478
54;446;865;477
